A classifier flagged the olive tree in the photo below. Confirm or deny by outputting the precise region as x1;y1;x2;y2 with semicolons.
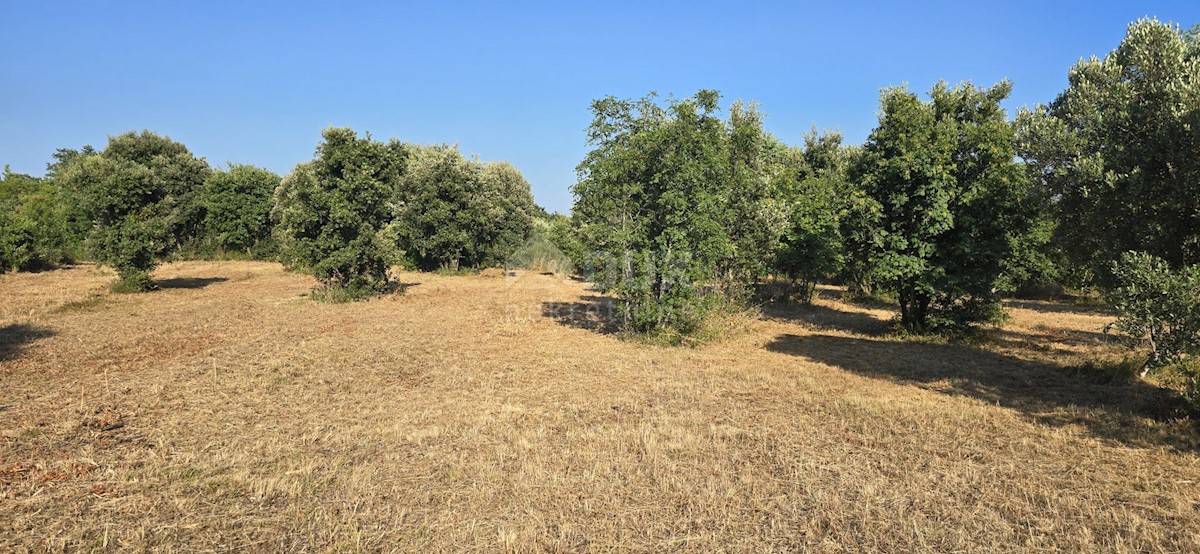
392;145;536;271
1107;252;1200;373
59;155;169;291
54;131;208;290
1017;18;1200;285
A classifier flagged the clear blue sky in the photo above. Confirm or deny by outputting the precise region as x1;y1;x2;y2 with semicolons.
2;1;1197;213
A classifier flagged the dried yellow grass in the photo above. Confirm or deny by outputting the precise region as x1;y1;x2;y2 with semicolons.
1;261;1198;552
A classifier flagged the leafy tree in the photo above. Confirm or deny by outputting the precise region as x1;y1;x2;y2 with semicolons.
1107;251;1200;397
199;164;280;256
1018;18;1200;285
772;131;853;303
573;90;779;335
0;205;34;272
544;213;587;272
722;102;788;283
50;132;207;290
393;145;536;271
507;217;576;275
99;131;211;253
58;155;170;291
856;82;1036;331
0;167;80;271
273;128;407;297
473;161;539;267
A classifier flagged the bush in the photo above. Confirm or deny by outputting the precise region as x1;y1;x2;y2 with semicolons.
854;81;1039;332
0;211;35;272
1106;251;1200;373
507;231;574;276
273;128;405;297
573;91;778;336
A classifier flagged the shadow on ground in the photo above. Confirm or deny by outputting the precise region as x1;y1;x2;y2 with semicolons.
1005;298;1116;317
157;277;229;290
766;332;1198;452
0;324;56;362
986;327;1113;355
542;295;619;334
392;282;420;293
761;301;892;336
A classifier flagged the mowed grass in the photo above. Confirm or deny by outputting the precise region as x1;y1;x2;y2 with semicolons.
2;261;1199;552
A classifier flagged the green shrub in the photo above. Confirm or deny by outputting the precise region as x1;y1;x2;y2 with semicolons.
0;211;35;272
507;235;573;275
393;147;537;271
1106;251;1200;373
573;91;778;336
59;155;171;291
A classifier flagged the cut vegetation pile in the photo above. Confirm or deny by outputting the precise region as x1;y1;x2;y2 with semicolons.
2;261;1198;552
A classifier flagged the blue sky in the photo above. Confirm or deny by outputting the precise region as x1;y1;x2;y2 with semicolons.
2;1;1197;213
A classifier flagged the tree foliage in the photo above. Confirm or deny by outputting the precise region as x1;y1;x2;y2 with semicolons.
1018;18;1200;285
772;131;854;303
573;91;781;335
199;164;280;256
101;131;212;253
393;145;537;271
52;131;208;290
1107;252;1200;371
59;155;169;290
855;82;1037;331
0;167;80;271
273;127;406;296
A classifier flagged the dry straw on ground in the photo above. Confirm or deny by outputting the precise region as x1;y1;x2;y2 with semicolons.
1;261;1198;552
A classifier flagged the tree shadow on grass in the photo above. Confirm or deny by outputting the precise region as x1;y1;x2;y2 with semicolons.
766;333;1199;452
985;327;1113;355
391;282;420;293
0;324;55;362
761;301;893;336
156;277;229;290
542;295;620;334
1005;298;1115;317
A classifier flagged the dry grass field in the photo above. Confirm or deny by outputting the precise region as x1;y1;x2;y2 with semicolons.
2;261;1199;552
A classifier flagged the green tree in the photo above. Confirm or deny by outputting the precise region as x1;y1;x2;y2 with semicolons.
393;146;537;271
1018;18;1200;285
58;155;170;290
772;131;853;303
544;213;587;271
857;82;1036;331
273;128;407;297
0;167;80;271
199;164;281;256
473;161;539;267
573;90;778;336
99;131;211;253
51;131;207;290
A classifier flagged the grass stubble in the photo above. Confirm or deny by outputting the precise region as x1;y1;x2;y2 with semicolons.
1;261;1198;552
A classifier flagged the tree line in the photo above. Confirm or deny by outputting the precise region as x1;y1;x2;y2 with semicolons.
0;128;544;297
569;19;1199;389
